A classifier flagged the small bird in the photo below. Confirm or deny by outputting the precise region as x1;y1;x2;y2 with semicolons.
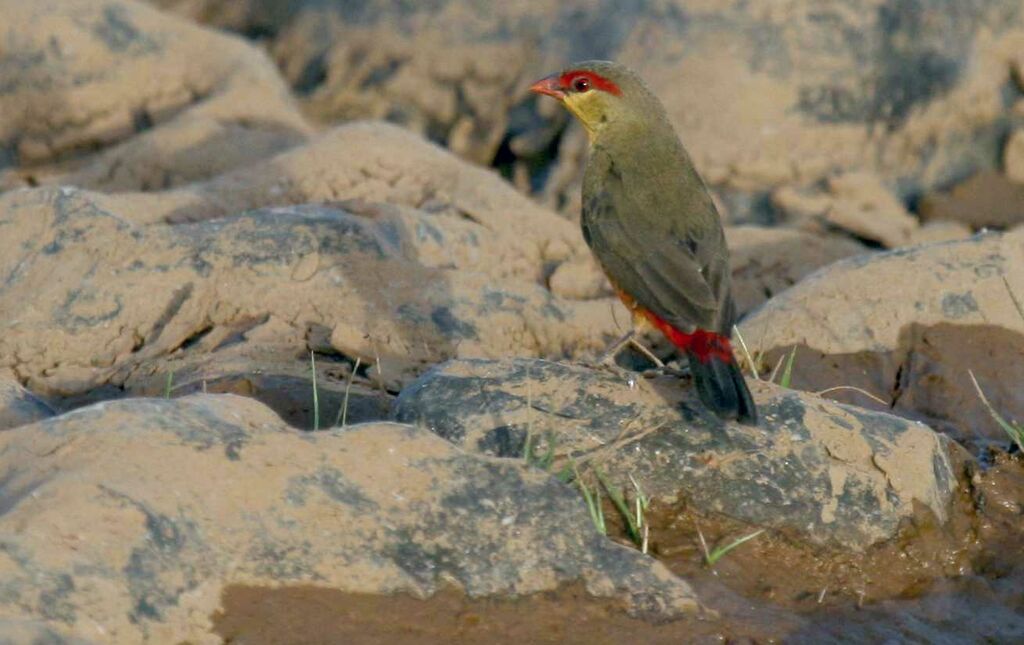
531;60;757;424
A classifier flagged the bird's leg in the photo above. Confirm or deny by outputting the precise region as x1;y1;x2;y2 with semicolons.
597;330;636;366
627;337;664;368
597;331;665;368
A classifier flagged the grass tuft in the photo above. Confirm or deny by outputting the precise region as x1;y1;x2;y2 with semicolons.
778;346;797;388
697;525;766;567
571;459;606;535
968;369;1024;453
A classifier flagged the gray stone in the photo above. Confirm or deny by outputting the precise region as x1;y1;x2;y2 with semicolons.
394;358;960;550
0;394;700;642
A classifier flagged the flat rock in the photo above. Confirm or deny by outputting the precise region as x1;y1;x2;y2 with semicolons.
821;173;919;248
393;358;960;551
0;376;54;431
739;229;1024;446
772;173;921;248
919;171;1024;230
0;394;700;642
0;0;312;192
0;187;619;401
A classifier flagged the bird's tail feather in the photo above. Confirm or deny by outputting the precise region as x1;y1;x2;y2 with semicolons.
684;331;757;425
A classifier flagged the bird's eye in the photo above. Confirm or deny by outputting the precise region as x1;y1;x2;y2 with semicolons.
572;77;591;92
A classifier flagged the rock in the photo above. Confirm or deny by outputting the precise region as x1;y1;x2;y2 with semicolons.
906;220;974;246
822;173;919;248
0;187;620;401
1004;129;1024;184
738;229;1024;446
0;375;54;431
548;254;612;301
726;226;867;317
393;358;960;550
0;620;92;645
0;394;700;641
117;321;394;431
130;122;588;286
0;0;312;192
549;3;1024;222
153;1;1024;224
771;173;919;248
919;171;1024;230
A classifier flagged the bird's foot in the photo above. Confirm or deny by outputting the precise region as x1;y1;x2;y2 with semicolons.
641;361;690;380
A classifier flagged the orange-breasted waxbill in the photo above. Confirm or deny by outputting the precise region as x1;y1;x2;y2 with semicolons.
531;60;757;424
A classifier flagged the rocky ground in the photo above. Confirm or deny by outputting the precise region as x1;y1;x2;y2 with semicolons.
1;1;1023;643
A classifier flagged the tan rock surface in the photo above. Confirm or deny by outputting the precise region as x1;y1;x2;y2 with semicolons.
148;122;588;284
153;1;1024;228
0;0;312;192
918;171;1024;230
726;226;866;317
0;187;620;401
739;230;1024;444
0;395;700;642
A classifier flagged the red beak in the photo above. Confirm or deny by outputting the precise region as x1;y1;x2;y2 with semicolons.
530;75;565;100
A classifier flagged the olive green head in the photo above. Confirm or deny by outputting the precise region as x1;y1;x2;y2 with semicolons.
530;60;667;139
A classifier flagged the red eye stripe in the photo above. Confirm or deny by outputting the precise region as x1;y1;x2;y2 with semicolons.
558;70;622;96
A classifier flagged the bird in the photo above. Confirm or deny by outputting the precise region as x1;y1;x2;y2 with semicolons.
530;60;757;425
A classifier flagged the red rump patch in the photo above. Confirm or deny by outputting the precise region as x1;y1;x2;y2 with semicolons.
559;70;623;96
639;309;735;364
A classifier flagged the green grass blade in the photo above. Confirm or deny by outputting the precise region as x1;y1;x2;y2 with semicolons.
522;429;535;462
334;357;361;428
707;529;765;566
310;351;319;431
969;370;1024;452
164;371;174;399
571;459;605;535
779;347;797;388
538;431;557;470
595;468;640;543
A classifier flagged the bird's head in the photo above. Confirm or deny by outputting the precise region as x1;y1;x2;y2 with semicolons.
530;61;657;139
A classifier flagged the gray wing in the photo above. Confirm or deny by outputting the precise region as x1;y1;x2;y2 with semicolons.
582;149;733;334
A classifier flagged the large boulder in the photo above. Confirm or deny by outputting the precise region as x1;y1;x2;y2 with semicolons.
0;0;312;192
0;186;620;402
137;122;589;285
0;394;700;642
393;358;960;551
739;229;1024;447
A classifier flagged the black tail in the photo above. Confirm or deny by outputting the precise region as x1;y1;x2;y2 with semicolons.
686;351;758;425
